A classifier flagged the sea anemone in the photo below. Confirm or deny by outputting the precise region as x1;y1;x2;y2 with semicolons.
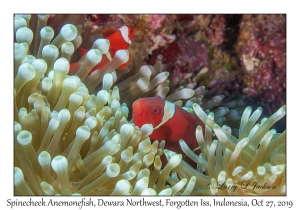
14;59;194;195
14;14;286;196
13;15;195;195
171;103;286;195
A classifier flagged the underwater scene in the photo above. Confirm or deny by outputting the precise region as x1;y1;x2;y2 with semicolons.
13;14;286;196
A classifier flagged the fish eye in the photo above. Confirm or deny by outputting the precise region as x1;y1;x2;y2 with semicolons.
153;108;158;114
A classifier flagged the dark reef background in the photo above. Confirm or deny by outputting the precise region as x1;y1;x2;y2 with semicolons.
81;14;286;114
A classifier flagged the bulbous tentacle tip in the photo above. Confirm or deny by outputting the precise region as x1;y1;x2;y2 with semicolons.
51;155;68;173
60;24;78;41
93;39;110;54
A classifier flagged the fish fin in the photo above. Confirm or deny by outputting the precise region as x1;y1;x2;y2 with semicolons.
79;47;89;57
117;53;132;70
101;28;117;37
69;62;77;74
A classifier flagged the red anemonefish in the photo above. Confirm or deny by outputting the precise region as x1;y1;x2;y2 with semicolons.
70;25;135;73
132;96;205;164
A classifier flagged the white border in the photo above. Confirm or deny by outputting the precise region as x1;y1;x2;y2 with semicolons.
2;0;298;209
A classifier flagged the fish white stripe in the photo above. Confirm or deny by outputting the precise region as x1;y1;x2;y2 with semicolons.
105;51;113;61
119;26;131;44
154;100;175;130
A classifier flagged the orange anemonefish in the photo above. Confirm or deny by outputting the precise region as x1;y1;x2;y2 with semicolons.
132;96;205;165
70;25;135;74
